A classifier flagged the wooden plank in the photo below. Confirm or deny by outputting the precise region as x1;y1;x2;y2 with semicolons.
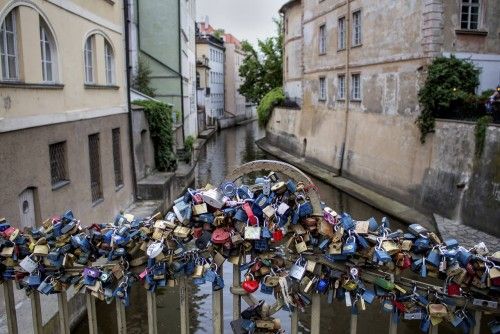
57;291;70;334
3;280;18;334
30;292;43;334
179;278;190;334
472;310;482;334
291;309;299;334
116;300;127;334
310;294;321;334
86;294;98;334
212;266;223;334
350;313;358;334
388;312;397;334
232;264;241;320
146;291;158;334
430;324;438;334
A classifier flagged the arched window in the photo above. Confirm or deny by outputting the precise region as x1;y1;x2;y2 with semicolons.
104;40;115;85
39;18;57;82
84;35;95;83
0;10;19;80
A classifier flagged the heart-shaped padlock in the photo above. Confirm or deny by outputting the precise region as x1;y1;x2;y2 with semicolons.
242;274;259;293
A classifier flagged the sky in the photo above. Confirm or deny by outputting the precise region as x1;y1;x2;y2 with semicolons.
196;0;288;46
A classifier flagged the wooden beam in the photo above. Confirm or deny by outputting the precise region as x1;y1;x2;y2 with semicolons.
350;313;358;334
3;280;18;334
86;294;98;334
310;294;321;334
472;310;482;334
179;278;190;334
116;300;127;334
147;291;158;334
291;309;298;334
212;266;223;334
232;264;241;320
30;292;43;334
57;291;70;334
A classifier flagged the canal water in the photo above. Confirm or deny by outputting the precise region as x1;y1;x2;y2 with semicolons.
74;121;472;333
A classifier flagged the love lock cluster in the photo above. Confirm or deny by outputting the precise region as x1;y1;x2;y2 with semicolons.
1;169;500;334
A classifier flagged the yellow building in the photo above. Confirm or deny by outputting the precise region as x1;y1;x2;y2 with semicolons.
0;0;133;228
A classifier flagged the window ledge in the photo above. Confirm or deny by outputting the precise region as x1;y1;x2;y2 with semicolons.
318;98;326;102
455;29;487;36
351;99;362;102
337;98;346;101
319;52;327;56
52;180;70;191
115;184;124;192
84;84;119;90
0;82;64;89
92;198;104;207
337;48;346;52
351;44;363;49
103;0;115;4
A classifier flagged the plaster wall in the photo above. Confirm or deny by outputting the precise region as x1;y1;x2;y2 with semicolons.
224;43;246;118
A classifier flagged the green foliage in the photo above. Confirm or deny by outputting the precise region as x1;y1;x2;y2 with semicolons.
213;29;225;39
475;115;492;158
132;57;156;97
184;135;195;152
417;55;481;143
257;87;285;126
133;100;177;171
239;18;283;104
479;89;495;102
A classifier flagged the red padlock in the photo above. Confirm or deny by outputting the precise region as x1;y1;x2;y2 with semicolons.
242;274;259;293
401;255;412;269
193;227;203;239
272;229;284;242
447;282;461;296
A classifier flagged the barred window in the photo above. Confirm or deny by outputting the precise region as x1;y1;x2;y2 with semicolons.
319;24;326;54
337;74;345;100
352;11;362;46
461;0;480;30
319;77;326;101
112;128;123;187
88;133;103;203
351;73;361;100
49;142;68;186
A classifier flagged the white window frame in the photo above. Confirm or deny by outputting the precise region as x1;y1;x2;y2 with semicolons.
351;73;361;100
319;24;326;54
84;35;95;84
104;40;115;85
40;21;57;83
337;74;345;100
338;17;346;50
0;10;19;81
352;10;362;46
460;0;480;30
319;77;326;101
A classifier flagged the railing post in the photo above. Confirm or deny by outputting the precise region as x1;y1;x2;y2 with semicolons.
310;293;321;334
86;294;98;334
290;309;298;334
146;291;158;334
350;313;358;334
57;291;70;334
232;264;241;320
430;324;438;334
473;310;482;334
30;291;43;334
388;312;398;334
179;278;190;334
116;300;127;334
3;281;18;334
212;266;223;334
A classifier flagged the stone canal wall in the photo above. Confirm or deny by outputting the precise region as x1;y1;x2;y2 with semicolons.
266;107;500;236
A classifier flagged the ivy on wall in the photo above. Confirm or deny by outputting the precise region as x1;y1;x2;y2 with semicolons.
133;100;177;172
475;115;492;158
257;87;285;126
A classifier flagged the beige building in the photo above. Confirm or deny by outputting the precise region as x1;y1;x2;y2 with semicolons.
223;33;247;121
0;0;134;228
272;0;500;233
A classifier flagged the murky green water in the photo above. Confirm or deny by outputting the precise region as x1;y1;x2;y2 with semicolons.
74;121;489;333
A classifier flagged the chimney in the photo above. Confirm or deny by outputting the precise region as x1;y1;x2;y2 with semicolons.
205;15;209;30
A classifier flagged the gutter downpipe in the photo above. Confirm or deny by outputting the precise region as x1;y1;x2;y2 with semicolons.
124;0;138;200
178;0;186;145
339;0;351;176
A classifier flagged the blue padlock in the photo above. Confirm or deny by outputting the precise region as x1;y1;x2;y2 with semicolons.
260;283;274;295
298;201;313;218
316;278;329;293
237;185;253;200
254;239;269;251
340;213;355;230
362;289;376;304
457;250;472;267
342;236;357;255
318;239;330;251
356;233;370;249
414;237;431;253
286;180;297;193
367;217;378;232
420;316;431;332
426;249;441;267
374;248;392;263
444;239;459;249
234;209;247;222
193;277;206;286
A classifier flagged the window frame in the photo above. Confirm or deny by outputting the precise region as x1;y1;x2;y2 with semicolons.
104;40;115;85
319;77;327;101
351;73;361;101
338;16;346;50
319;24;327;55
84;35;95;84
0;10;19;81
112;128;124;188
460;0;480;30
49;141;69;189
88;133;103;204
337;74;346;100
352;10;362;47
40;20;57;83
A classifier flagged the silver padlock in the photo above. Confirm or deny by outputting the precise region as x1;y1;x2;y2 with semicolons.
276;202;289;216
404;311;423;320
202;189;226;209
244;220;261;240
146;240;164;258
19;255;38;274
262;179;271;195
289;258;306;280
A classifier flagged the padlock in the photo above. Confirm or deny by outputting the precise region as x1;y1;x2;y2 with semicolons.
244;220;261;240
408;224;428;236
295;236;308;253
426;249;442;267
342;236;357;255
374;248;392;263
19;255;38;274
254;239;269;251
329;242;342;255
272;228;284;242
201;189;226;209
381;240;399;255
220;181;237;197
193;203;208;215
242;274;259;293
306;260;317;273
262;205;276;219
290;258;307;280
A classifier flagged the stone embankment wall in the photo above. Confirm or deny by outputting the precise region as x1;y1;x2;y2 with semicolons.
267;107;500;236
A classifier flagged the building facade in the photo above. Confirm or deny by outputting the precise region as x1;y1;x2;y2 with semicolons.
197;21;225;123
223;33;247;122
273;0;500;232
0;0;134;228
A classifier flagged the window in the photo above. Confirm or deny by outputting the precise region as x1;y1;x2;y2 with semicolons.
461;0;480;30
338;17;346;50
104;40;115;85
0;10;19;80
351;73;361;100
112;128;123;187
286;56;289;74
40;20;56;83
49;142;68;187
319;77;326;101
319;24;326;54
84;36;95;83
352;10;362;46
88;133;103;203
338;74;345;99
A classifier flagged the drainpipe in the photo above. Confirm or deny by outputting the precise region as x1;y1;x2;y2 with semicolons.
178;0;186;145
124;0;138;200
339;0;351;176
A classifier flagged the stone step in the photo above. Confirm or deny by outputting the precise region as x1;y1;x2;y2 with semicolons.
137;172;175;200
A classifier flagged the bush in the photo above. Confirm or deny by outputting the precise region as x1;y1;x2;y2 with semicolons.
475;115;492;158
257;87;285;126
132;57;156;97
417;55;481;143
133;100;177;171
184;135;195;152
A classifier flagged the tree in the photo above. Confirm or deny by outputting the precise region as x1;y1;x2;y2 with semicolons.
213;29;225;39
132;56;156;97
239;18;283;104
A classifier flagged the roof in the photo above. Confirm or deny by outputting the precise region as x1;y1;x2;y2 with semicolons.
279;0;300;14
224;33;241;47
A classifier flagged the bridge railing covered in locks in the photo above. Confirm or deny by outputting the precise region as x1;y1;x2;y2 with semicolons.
1;160;499;334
